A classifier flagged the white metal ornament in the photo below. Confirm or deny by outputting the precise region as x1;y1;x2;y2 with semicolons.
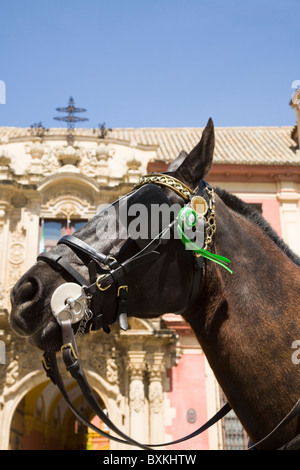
50;282;87;324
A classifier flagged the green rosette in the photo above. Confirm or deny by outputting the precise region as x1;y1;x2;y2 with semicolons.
177;207;232;274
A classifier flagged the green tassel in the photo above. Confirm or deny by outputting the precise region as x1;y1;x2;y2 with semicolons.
177;209;233;274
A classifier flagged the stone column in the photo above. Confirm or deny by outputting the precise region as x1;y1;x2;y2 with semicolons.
148;352;165;445
277;182;300;256
0;201;10;310
127;350;148;448
25;198;41;267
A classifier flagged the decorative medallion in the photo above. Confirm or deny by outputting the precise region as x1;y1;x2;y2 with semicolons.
190;195;208;217
186;408;197;423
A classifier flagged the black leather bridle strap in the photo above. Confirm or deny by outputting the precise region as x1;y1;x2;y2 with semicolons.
42;351;135;447
58;319;152;450
247;399;300;450
58;235;114;267
37;251;88;286
174;255;203;315
84;251;161;295
43;346;232;449
43;317;232;450
153;402;231;447
45;320;300;450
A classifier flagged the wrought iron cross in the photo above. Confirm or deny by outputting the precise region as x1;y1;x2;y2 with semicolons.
54;97;88;145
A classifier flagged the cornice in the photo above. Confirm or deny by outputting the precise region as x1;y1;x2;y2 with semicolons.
208;163;300;184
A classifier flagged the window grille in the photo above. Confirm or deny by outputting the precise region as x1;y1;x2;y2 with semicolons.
220;392;248;450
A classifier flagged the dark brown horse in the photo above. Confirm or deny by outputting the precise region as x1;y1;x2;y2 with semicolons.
9;119;300;449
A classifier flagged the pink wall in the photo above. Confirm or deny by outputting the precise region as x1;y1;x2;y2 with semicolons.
244;198;282;236
166;352;209;450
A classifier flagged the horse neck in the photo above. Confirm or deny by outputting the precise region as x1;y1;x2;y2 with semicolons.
189;193;300;340
185;195;300;445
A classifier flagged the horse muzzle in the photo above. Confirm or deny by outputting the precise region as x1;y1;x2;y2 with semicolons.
9;275;45;337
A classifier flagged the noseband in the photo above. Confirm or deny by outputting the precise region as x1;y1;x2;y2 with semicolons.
37;173;299;450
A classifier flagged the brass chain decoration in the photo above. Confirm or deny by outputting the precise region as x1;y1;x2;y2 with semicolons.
203;186;216;250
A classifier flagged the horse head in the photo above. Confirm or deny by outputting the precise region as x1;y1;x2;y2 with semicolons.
9;118;215;352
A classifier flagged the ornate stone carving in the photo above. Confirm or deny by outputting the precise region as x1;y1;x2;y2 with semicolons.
0;154;11;168
89;354;106;376
0;149;13;177
129;379;145;413
125;157;142;184
106;357;119;384
0;207;6;228
149;381;163;414
41;151;60;175
26;137;45;160
95;142;113;162
5;357;19;386
148;356;165;414
127;353;146;414
25;137;51;176
0;283;4;308
54;144;83;167
25;138;62;177
126;158;141;171
78;142;114;178
5;215;26;306
8;242;25;265
78;332;121;386
41;187;95;220
2;337;41;395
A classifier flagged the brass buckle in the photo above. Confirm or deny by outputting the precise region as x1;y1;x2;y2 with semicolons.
96;274;112;291
42;355;50;370
117;285;128;297
61;342;78;360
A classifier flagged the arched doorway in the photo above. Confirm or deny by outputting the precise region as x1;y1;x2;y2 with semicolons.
9;379;110;450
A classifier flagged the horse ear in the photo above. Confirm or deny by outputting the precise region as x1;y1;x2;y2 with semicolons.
173;118;215;189
167;150;188;171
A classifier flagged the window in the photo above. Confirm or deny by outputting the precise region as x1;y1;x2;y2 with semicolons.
39;218;87;252
220;391;248;449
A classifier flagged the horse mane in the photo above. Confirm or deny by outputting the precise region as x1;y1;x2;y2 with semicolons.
214;186;300;268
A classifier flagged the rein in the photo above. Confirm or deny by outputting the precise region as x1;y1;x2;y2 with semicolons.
37;173;300;450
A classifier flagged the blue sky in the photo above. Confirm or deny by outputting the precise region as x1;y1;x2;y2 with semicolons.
0;0;299;129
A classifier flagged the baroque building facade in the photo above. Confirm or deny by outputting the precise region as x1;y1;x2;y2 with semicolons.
0;95;300;450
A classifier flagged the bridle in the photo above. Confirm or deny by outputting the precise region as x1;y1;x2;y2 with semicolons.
37;172;300;450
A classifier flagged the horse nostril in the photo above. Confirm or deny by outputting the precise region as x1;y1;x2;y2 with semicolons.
14;278;41;306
